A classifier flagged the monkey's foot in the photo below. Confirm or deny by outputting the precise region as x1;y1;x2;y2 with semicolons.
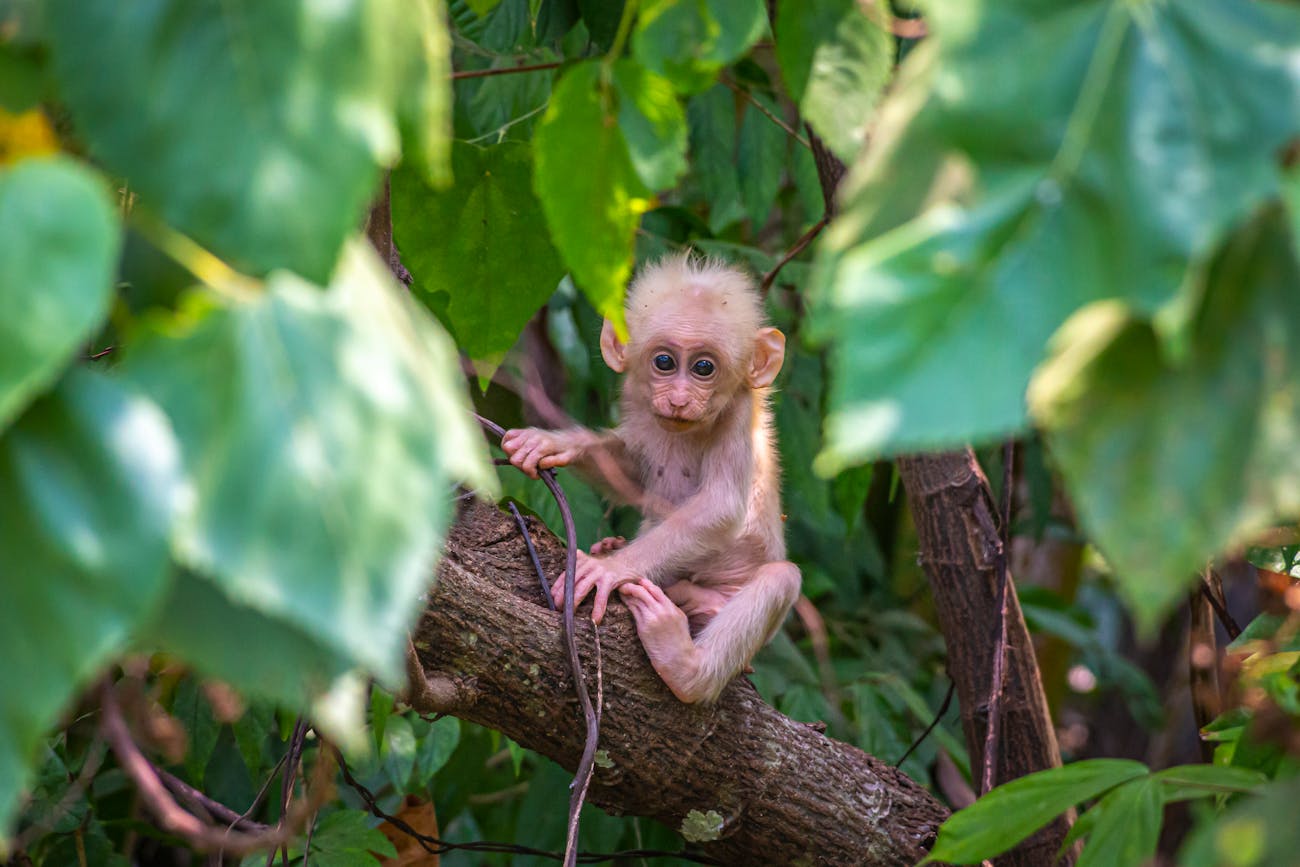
619;580;705;703
590;536;627;556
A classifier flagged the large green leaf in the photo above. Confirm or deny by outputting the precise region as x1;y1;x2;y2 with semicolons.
0;370;179;832
813;0;1300;467
120;241;492;685
534;61;648;332
924;758;1147;864
392;141;564;366
686;84;745;233
775;0;893;162
0;157;119;430
1032;214;1300;632
1075;778;1161;867
612;60;688;191
45;0;431;282
736;93;787;228
632;0;766;95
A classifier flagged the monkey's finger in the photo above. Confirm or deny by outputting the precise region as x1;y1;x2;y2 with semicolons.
538;449;576;470
550;574;567;607
592;584;614;624
509;443;541;479
642;581;674;605
619;582;653;603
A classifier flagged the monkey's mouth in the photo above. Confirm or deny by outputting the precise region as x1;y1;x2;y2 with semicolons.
655;414;697;432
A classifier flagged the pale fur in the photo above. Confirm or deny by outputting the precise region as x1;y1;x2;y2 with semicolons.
501;253;800;703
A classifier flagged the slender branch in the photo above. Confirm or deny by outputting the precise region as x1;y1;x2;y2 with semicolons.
980;441;1016;796
99;681;293;855
473;413;601;867
719;76;810;149
158;769;268;831
451;61;562;80
896;679;955;767
1199;571;1242;639
760;216;829;294
509;501;557;611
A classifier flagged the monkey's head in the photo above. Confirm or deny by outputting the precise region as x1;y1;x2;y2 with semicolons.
600;254;785;433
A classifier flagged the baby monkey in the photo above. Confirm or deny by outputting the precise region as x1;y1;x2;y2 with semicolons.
502;254;800;703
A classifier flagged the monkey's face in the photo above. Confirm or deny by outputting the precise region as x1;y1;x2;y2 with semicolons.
634;339;738;431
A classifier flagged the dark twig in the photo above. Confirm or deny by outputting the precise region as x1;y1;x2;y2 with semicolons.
99;681;292;854
760;215;829;294
159;770;268;831
980;441;1015;796
474;413;600;867
331;746;722;865
896;679;956;767
266;718;309;867
719;76;810;149
452;61;562;80
509;501;557;611
1199;572;1242;640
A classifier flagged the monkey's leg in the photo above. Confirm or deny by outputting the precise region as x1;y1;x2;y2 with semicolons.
687;561;800;703
623;563;800;704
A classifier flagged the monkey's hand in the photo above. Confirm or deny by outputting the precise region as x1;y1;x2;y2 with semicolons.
501;427;583;479
551;549;641;624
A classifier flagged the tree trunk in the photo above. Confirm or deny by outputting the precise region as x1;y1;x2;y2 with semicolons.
412;498;949;867
897;451;1074;867
805;125;1074;865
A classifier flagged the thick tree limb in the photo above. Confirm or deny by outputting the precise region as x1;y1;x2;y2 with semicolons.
412;499;948;867
897;452;1074;867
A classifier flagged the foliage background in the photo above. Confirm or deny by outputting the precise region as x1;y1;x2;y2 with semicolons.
2;0;1300;864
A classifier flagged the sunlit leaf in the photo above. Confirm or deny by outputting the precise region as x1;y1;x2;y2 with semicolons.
814;0;1300;467
393;141;564;368
0;370;179;830
534;61;647;333
633;0;766;95
775;0;893;161
46;0;433;281
121;241;492;687
1032;214;1300;631
612;60;688;191
0;157;118;429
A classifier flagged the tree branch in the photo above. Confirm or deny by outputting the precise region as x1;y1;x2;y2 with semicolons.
413;499;947;866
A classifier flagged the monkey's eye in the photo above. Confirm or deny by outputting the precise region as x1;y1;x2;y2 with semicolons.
653;354;676;372
691;359;716;377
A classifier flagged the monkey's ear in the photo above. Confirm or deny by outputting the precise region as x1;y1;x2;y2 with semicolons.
748;327;786;388
600;319;627;373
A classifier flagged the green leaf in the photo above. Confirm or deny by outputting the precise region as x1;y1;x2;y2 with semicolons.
814;0;1300;467
775;0;893;162
381;714;417;791
0;42;44;112
45;0;427;282
686;84;745;233
172;678;221;786
535;61;648;332
1075;778;1161;867
1031;214;1300;631
576;0;626;52
612;60;688;191
925;758;1148;864
736;93;786;227
0;157;119;430
0;370;179;831
141;569;357;715
412;715;460;786
633;0;766;95
393;141;565;367
1180;777;1300;867
121;241;492;686
307;810;397;864
1153;764;1266;802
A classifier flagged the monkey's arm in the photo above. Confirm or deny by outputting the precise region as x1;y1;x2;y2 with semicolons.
553;459;747;621
501;426;639;499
